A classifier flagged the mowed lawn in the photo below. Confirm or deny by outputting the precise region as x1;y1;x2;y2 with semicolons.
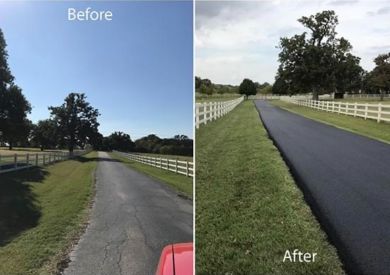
110;152;193;199
196;94;242;103
0;152;97;275
196;101;344;274
271;100;390;143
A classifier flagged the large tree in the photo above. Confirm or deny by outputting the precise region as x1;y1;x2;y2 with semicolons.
276;10;363;99
239;78;257;97
370;53;390;101
0;29;32;149
49;93;100;153
106;131;134;152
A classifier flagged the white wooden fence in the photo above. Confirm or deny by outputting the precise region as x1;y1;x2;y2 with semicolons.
0;150;90;174
344;93;390;99
283;98;390;123
114;151;194;177
195;96;244;129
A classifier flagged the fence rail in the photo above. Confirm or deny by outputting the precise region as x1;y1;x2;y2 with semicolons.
283;98;390;123
0;150;90;174
195;96;244;129
344;93;390;99
114;151;194;177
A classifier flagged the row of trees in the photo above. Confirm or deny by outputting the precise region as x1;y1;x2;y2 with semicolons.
274;10;390;100
196;76;271;96
0;28;192;156
92;132;192;156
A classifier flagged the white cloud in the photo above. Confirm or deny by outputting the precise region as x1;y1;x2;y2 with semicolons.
196;0;390;85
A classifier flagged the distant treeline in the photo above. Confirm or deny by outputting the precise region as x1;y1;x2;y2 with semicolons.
195;76;271;95
95;132;193;156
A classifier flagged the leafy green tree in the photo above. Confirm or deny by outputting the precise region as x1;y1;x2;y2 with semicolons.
0;29;32;149
107;131;134;152
277;10;362;99
31;119;58;151
49;93;100;153
239;78;257;97
370;53;390;101
0;29;14;93
1;85;32;150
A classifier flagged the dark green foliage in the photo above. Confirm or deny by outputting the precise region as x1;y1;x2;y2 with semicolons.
276;10;363;99
31;119;58;151
49;93;100;153
0;29;14;93
195;76;239;95
0;86;32;149
239;78;257;96
134;134;192;156
106;131;135;152
370;53;390;100
0;28;32;149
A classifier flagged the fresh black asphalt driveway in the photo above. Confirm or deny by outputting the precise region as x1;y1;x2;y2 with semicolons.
63;152;192;275
255;100;390;275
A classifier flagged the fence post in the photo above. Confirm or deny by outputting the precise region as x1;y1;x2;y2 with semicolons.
175;159;178;174
26;153;29;166
36;154;38;166
377;103;382;123
354;103;357;117
43;154;46;165
14;154;17;168
186;161;189;177
364;104;368;119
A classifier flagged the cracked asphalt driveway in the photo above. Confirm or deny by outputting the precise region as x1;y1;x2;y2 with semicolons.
63;152;193;275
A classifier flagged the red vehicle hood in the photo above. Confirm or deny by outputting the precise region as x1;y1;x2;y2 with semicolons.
156;242;193;275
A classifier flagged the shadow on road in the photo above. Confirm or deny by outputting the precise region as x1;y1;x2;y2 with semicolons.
0;168;47;246
75;156;122;163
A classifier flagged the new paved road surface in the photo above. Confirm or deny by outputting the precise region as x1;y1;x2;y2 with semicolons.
255;100;390;275
63;152;192;275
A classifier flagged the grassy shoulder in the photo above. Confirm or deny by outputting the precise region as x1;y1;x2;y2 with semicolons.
0;152;97;275
196;94;241;103
110;152;193;199
271;100;390;143
196;100;344;274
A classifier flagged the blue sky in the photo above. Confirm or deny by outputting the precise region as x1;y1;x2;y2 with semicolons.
0;1;193;139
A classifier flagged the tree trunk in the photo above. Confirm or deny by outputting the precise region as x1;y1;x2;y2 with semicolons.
312;88;319;100
8;140;13;150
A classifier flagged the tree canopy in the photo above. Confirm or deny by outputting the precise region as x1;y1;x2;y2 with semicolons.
239;79;257;96
31;119;58;151
49;93;100;153
276;10;363;99
0;29;32;149
369;53;390;100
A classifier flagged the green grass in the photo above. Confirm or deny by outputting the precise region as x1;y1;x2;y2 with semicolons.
196;94;241;102
196;101;344;274
271;100;390;144
0;152;98;275
110;152;193;199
